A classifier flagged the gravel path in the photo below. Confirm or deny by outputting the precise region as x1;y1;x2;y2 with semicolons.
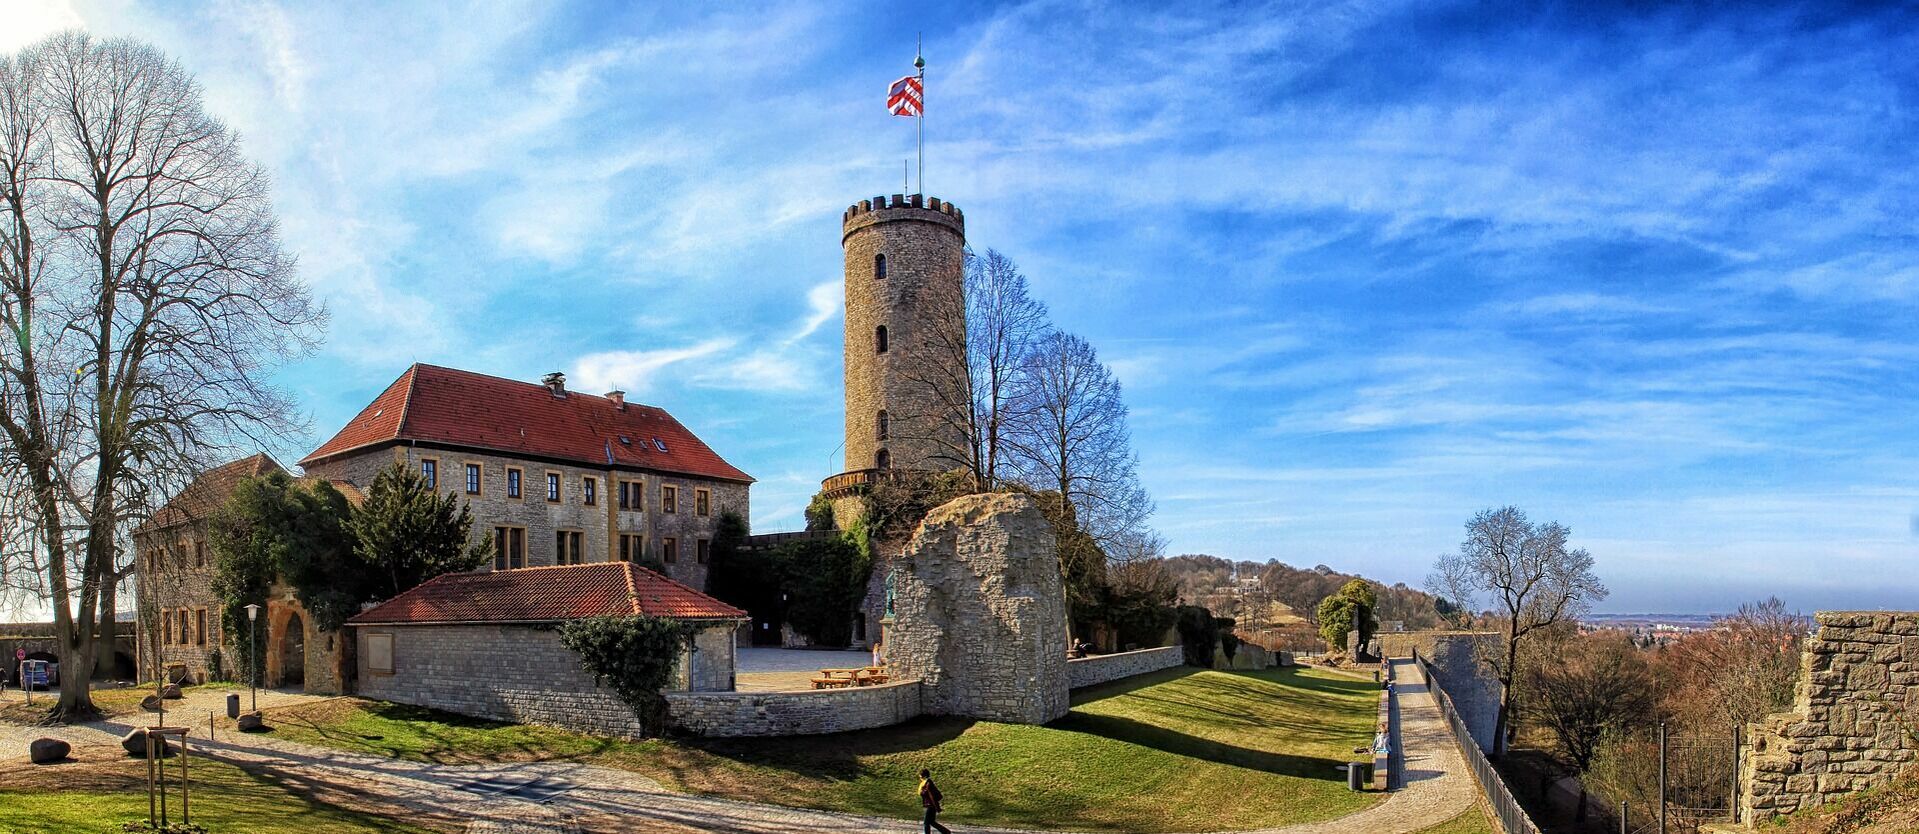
2;661;1478;834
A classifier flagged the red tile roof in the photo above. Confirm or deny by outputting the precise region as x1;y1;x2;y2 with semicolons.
299;364;751;483
135;454;284;536
347;562;748;625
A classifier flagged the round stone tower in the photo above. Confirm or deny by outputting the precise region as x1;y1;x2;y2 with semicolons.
837;193;967;477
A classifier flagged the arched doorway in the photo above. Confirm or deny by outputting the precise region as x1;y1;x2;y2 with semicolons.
279;612;306;687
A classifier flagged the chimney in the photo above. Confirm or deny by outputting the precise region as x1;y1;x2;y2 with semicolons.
542;372;566;398
606;390;625;410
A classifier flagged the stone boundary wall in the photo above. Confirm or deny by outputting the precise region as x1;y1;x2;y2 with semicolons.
665;680;923;737
353;624;646;739
1067;646;1183;689
1386;631;1502;752
1742;611;1919;823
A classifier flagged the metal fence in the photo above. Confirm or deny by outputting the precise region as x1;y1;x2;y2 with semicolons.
1413;651;1543;834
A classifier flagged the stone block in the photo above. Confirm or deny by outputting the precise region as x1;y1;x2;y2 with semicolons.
28;738;69;764
121;729;171;758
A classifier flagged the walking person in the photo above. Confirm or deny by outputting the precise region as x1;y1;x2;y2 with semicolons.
918;768;952;834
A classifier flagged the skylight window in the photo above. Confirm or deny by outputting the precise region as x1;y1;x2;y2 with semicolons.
618;436;630;445
653;438;667;452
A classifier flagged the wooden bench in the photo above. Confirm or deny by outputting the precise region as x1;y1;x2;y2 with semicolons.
812;669;862;689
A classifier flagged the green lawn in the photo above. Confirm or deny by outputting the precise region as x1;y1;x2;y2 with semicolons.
1411;806;1499;834
265;665;1383;832
0;757;444;834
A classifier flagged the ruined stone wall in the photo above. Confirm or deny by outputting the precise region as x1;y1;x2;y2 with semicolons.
666;680;923;737
1742;611;1919;823
886;492;1070;724
1067;646;1183;689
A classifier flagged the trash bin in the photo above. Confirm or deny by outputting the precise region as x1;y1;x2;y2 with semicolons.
226;693;240;719
1347;761;1368;791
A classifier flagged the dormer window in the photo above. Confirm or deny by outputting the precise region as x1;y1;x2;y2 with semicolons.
875;253;887;279
875;325;888;354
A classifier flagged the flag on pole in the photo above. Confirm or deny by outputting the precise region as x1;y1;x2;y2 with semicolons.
887;74;923;117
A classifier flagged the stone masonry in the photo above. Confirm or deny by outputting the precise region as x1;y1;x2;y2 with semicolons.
666;680;924;737
1379;631;1503;752
886;492;1070;724
1741;611;1919;824
353;622;736;739
1066;646;1183;690
840;194;967;474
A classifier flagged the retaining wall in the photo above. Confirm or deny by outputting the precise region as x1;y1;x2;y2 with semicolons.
665;680;923;737
1742;611;1919;823
1067;646;1184;689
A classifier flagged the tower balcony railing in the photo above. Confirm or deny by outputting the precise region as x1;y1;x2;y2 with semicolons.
820;467;917;498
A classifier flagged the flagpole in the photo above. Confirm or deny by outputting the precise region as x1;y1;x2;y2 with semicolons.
915;36;924;196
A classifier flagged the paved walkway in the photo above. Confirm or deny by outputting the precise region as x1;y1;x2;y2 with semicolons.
1;660;1478;834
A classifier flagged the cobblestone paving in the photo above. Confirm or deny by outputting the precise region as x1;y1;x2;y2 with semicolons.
2;660;1476;834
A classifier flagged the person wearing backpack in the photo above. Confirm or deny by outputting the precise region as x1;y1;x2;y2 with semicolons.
918;768;952;834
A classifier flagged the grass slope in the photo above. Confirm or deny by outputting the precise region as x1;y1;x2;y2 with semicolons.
265;665;1382;833
0;756;443;834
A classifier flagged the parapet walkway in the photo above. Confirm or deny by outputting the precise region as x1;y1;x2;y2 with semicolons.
1;659;1478;834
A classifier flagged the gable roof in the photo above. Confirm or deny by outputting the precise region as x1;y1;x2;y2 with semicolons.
298;364;752;484
135;454;284;536
347;562;748;625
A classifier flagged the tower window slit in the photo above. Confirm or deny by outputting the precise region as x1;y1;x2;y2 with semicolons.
875;324;888;354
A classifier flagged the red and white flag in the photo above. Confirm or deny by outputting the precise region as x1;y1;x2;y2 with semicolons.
887;74;923;117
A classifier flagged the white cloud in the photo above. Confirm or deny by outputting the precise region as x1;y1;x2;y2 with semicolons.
572;339;733;395
0;0;84;51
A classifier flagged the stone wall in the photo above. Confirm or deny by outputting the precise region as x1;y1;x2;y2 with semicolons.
840;195;968;473
1742;611;1919;823
887;492;1070;724
353;621;736;739
666;680;923;737
1067;646;1183;689
1380;631;1503;752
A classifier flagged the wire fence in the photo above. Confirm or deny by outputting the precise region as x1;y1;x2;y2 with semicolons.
1414;650;1544;834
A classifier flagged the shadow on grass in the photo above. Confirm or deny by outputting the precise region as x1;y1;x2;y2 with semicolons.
1051;710;1350;781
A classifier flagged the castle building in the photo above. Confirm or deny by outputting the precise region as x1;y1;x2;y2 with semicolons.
138;364;753;692
818;193;972;647
835;193;969;477
301;363;753;592
133;453;366;689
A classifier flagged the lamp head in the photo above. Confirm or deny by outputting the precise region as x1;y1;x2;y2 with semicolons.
244;603;261;621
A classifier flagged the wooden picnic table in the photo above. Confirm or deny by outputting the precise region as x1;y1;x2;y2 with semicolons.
811;667;892;689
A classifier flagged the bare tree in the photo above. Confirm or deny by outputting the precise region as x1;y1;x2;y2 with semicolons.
1429;505;1607;756
893;247;1050;487
1521;629;1655;822
1004;330;1152;552
0;33;322;718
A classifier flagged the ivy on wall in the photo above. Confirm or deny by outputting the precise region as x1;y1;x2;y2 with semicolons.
559;614;693;735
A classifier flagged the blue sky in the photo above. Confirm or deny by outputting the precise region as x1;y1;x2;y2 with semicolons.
10;1;1918;614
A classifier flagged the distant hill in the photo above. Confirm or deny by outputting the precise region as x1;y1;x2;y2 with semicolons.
1159;554;1446;630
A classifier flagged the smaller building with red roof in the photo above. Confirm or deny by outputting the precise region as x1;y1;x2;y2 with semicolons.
350;562;747;738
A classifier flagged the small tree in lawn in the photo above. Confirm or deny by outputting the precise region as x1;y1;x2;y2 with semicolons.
348;463;489;601
1429;505;1607;757
1521;630;1654;822
1316;579;1378;654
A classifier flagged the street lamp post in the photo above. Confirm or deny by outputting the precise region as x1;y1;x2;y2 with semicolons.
243;604;261;713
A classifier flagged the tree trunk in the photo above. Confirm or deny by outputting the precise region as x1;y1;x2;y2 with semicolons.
1575;785;1589;822
95;578;118;678
1494;624;1520;757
